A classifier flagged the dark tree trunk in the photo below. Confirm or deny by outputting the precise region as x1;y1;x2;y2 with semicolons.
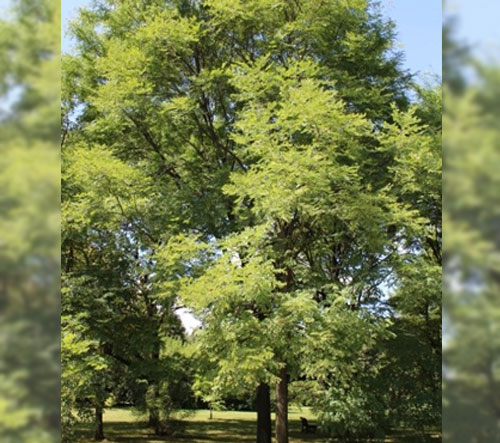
148;332;163;435
94;404;104;441
256;382;272;443
148;406;160;433
148;383;163;435
275;367;289;443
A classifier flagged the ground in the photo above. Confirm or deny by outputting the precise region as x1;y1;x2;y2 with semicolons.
74;408;441;442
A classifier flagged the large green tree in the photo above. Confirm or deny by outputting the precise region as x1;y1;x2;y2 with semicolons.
63;0;440;441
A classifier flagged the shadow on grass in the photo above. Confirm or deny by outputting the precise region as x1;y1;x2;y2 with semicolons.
75;417;330;442
75;417;441;443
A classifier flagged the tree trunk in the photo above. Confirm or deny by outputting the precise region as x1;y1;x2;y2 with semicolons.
275;367;289;443
148;334;163;435
256;382;272;443
148;406;160;433
147;378;163;435
94;404;104;441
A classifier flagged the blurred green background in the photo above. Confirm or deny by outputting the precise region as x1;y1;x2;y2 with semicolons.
0;0;60;441
443;1;500;441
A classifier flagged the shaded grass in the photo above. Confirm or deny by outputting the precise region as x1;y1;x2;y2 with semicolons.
74;408;441;442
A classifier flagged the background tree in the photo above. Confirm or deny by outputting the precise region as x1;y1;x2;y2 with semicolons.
377;85;442;434
61;143;191;439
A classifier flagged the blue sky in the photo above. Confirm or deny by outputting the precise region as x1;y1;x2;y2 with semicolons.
449;0;500;62
381;0;441;79
62;0;442;78
61;0;85;53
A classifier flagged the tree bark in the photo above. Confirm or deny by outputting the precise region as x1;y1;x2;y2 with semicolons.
275;367;289;443
148;406;161;434
148;329;163;435
148;382;163;435
94;404;104;441
256;382;272;443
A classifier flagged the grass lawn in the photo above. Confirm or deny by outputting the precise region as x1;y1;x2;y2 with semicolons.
74;407;441;442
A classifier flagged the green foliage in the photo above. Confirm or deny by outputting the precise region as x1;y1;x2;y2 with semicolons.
63;0;440;440
375;87;442;432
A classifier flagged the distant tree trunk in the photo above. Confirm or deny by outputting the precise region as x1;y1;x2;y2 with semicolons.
94;404;104;441
148;329;163;435
275;367;289;443
148;405;160;434
256;382;272;443
148;382;163;435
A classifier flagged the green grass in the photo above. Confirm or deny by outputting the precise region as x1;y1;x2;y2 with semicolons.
74;408;441;442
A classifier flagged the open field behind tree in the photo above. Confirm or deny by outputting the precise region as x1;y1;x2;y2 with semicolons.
74;408;441;443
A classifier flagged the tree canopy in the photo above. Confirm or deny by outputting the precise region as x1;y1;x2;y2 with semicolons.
62;1;441;441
